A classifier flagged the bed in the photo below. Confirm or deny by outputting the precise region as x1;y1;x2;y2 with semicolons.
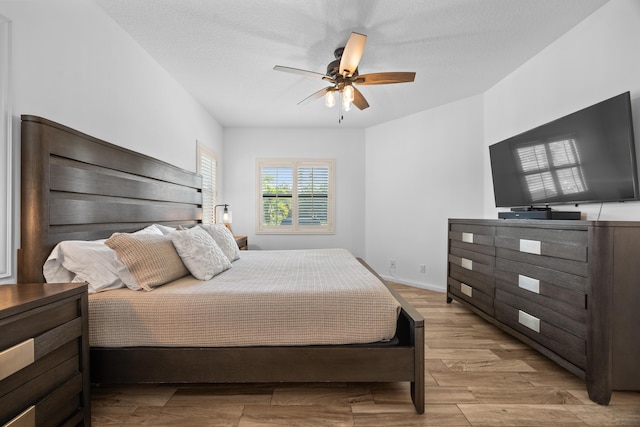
17;115;425;414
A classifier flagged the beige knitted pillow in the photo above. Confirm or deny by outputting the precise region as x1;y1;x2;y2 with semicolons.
106;233;188;291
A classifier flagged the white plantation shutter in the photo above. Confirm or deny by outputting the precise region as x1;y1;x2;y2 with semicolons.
297;166;329;226
261;166;293;227
197;142;217;224
257;159;335;234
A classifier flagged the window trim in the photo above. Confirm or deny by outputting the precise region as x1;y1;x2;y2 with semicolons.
196;141;218;224
256;158;335;235
1;16;11;278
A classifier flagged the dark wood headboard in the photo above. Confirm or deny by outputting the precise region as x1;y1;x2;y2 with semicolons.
19;115;203;283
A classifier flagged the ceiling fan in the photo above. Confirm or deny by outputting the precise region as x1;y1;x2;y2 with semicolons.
274;32;416;115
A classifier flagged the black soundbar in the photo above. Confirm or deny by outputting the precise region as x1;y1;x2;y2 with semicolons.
498;210;581;220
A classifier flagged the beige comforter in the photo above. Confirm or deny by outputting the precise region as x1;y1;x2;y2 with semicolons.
88;248;400;347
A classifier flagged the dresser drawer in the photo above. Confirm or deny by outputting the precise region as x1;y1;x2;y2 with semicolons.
448;277;493;315
449;263;493;296
495;299;586;369
450;223;495;240
0;301;81;383
495;236;587;262
495;257;586;295
495;226;587;248
495;288;586;338
449;234;494;254
449;223;495;254
495;275;585;325
1;353;80;425
449;247;494;277
496;247;587;277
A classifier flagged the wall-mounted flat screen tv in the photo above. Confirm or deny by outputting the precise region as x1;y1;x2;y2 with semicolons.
489;92;638;208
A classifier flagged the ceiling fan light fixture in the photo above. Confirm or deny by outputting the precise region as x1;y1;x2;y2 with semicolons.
342;93;352;111
274;32;416;117
325;89;336;108
343;84;355;103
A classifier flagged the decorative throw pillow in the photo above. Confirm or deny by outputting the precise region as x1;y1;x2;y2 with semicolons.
199;224;240;262
171;226;232;280
105;233;189;291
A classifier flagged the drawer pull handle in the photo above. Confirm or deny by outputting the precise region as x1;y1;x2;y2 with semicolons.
518;310;540;333
462;232;474;243
0;338;35;382
4;406;36;427
518;275;540;294
4;405;35;427
461;258;473;270
519;239;541;255
460;283;473;297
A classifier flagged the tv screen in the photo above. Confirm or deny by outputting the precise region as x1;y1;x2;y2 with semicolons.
489;92;638;208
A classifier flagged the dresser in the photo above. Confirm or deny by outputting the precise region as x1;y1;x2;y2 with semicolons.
0;283;90;426
447;219;640;405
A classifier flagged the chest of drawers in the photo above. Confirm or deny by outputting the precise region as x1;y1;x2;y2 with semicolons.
447;222;496;315
447;219;640;405
0;283;90;426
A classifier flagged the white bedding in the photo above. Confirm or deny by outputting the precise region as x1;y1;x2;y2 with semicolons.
88;248;400;347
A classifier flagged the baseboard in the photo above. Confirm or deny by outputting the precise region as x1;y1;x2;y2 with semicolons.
379;275;445;293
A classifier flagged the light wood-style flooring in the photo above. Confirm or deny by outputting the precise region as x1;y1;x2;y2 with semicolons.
91;283;640;426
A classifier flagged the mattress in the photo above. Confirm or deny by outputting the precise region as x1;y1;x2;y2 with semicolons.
88;248;400;347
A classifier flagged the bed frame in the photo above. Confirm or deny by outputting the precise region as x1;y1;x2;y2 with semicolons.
18;115;425;413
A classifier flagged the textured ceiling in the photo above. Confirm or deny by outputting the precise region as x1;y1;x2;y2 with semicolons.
94;0;609;128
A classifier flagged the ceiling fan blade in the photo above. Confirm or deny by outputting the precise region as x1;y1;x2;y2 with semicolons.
352;87;369;110
298;87;331;106
339;32;367;77
354;72;416;85
274;65;334;82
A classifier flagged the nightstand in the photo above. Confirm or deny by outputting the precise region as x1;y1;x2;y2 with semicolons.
235;235;248;250
0;282;90;426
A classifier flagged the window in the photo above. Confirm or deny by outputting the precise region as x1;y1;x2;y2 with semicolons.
197;142;218;224
257;159;335;234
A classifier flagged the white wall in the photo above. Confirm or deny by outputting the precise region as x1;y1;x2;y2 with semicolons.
365;95;485;291
0;0;223;284
223;127;366;256
484;0;640;220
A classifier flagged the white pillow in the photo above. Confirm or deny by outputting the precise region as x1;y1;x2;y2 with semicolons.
171;226;232;280
152;223;177;235
134;224;165;235
43;240;127;293
199;224;240;262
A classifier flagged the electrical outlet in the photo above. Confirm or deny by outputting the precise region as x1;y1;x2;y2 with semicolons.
420;264;426;273
390;259;396;269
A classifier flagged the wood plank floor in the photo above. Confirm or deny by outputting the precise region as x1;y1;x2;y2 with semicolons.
91;283;640;426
